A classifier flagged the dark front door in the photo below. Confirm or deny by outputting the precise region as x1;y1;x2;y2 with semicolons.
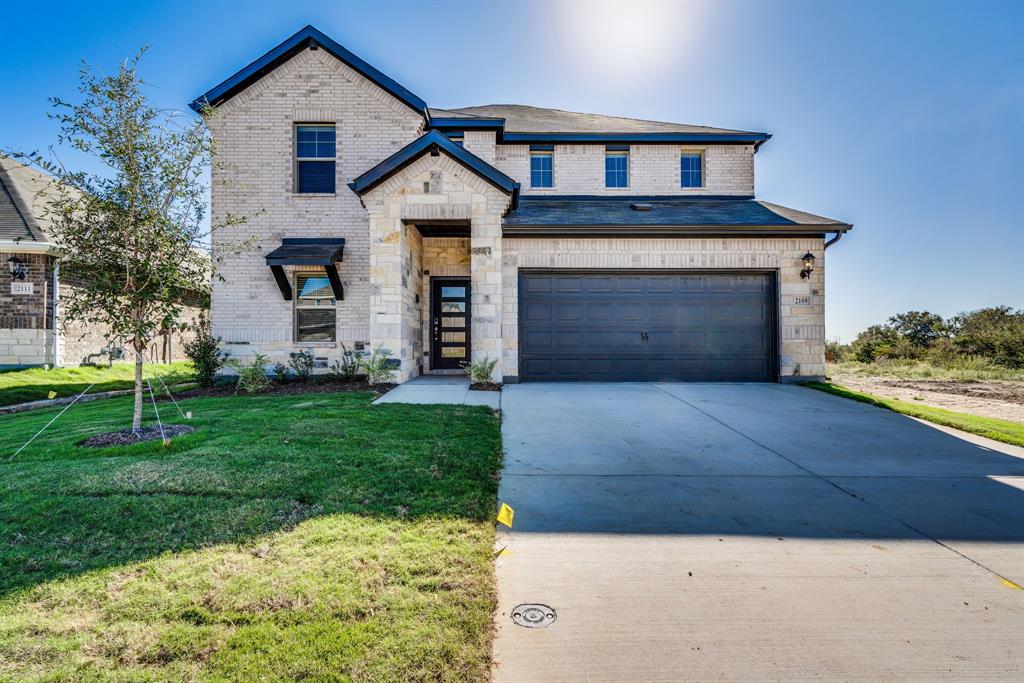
518;271;776;382
430;278;471;370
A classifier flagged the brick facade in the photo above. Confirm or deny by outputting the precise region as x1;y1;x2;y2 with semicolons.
0;251;201;368
205;41;835;383
207;47;424;364
494;143;754;196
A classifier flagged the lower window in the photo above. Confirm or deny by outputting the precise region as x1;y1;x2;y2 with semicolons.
295;273;336;342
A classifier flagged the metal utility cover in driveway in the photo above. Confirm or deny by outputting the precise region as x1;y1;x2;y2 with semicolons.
518;272;776;382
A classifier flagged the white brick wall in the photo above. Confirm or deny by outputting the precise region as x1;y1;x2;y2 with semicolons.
208;47;423;362
493;144;754;196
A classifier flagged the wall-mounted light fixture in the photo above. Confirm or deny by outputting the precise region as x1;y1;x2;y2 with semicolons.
799;252;815;279
7;255;28;281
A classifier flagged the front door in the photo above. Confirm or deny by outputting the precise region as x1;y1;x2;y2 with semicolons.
430;278;471;370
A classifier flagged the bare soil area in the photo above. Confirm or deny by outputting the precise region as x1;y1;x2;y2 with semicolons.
80;424;194;447
828;369;1024;423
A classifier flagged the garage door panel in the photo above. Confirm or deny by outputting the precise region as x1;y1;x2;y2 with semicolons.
524;302;552;321
519;272;775;382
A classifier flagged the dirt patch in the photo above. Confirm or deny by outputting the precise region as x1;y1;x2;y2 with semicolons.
828;370;1024;424
164;379;395;401
80;425;194;448
469;382;502;392
882;379;1024;405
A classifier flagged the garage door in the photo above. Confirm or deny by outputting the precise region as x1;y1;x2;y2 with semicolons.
518;272;776;382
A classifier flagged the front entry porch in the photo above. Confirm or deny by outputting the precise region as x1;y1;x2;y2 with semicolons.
355;144;517;384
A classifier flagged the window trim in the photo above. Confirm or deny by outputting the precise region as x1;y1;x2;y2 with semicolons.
294;123;337;194
294;270;337;343
604;148;630;189
680;148;705;190
529;150;554;188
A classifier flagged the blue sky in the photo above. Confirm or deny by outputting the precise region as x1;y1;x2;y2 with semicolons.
2;0;1021;341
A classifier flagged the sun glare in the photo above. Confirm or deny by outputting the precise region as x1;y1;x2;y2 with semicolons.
556;0;693;84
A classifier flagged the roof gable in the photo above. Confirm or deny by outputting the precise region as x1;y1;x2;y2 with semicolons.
189;25;427;116
348;130;520;204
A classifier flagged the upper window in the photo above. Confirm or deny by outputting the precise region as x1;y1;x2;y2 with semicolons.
605;147;629;188
530;147;553;188
681;151;703;188
295;273;336;342
295;125;336;194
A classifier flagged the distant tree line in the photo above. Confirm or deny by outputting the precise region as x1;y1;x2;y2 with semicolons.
829;307;1024;368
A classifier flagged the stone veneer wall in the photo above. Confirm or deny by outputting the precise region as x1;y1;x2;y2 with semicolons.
206;47;423;364
500;237;826;380
362;153;512;382
493;144;754;196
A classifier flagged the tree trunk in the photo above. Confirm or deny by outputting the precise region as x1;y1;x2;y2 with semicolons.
132;346;144;434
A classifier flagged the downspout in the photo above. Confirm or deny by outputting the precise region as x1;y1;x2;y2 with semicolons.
824;231;844;250
52;261;61;367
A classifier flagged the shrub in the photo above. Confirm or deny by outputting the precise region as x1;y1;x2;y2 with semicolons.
231;354;271;394
272;362;289;383
328;343;362;381
462;356;499;384
950;306;1024;368
358;348;396;386
850;324;899;363
288;350;314;382
825;340;849;363
182;315;228;388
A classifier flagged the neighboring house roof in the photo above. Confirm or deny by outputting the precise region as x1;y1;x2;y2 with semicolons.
502;196;851;236
189;25;428;116
348;130;520;205
0;156;57;250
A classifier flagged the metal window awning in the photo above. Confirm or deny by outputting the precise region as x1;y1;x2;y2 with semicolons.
265;238;345;301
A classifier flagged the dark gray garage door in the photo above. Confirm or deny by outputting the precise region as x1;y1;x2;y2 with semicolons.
518;272;776;382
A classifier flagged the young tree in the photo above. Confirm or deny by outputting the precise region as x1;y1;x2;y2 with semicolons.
11;52;241;433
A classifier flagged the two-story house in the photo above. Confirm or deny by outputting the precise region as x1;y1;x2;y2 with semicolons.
193;26;850;384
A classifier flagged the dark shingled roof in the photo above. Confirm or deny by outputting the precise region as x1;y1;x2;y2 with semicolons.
0;174;35;242
502;196;851;236
445;104;763;136
0;157;51;244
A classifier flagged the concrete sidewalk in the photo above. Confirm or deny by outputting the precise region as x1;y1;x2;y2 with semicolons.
373;374;500;409
493;382;1024;681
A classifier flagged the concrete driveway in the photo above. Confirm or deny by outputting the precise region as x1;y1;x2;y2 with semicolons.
493;383;1024;682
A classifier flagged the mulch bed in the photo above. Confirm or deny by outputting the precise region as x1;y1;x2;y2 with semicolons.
469;382;502;392
80;424;194;448
162;378;396;401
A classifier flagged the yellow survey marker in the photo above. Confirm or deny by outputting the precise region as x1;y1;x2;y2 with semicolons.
496;502;515;528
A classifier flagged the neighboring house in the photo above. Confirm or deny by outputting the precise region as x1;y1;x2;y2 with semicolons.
0;156;203;369
193;25;851;384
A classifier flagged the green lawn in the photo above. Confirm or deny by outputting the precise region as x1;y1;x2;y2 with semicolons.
807;382;1024;447
0;391;503;681
0;361;194;407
